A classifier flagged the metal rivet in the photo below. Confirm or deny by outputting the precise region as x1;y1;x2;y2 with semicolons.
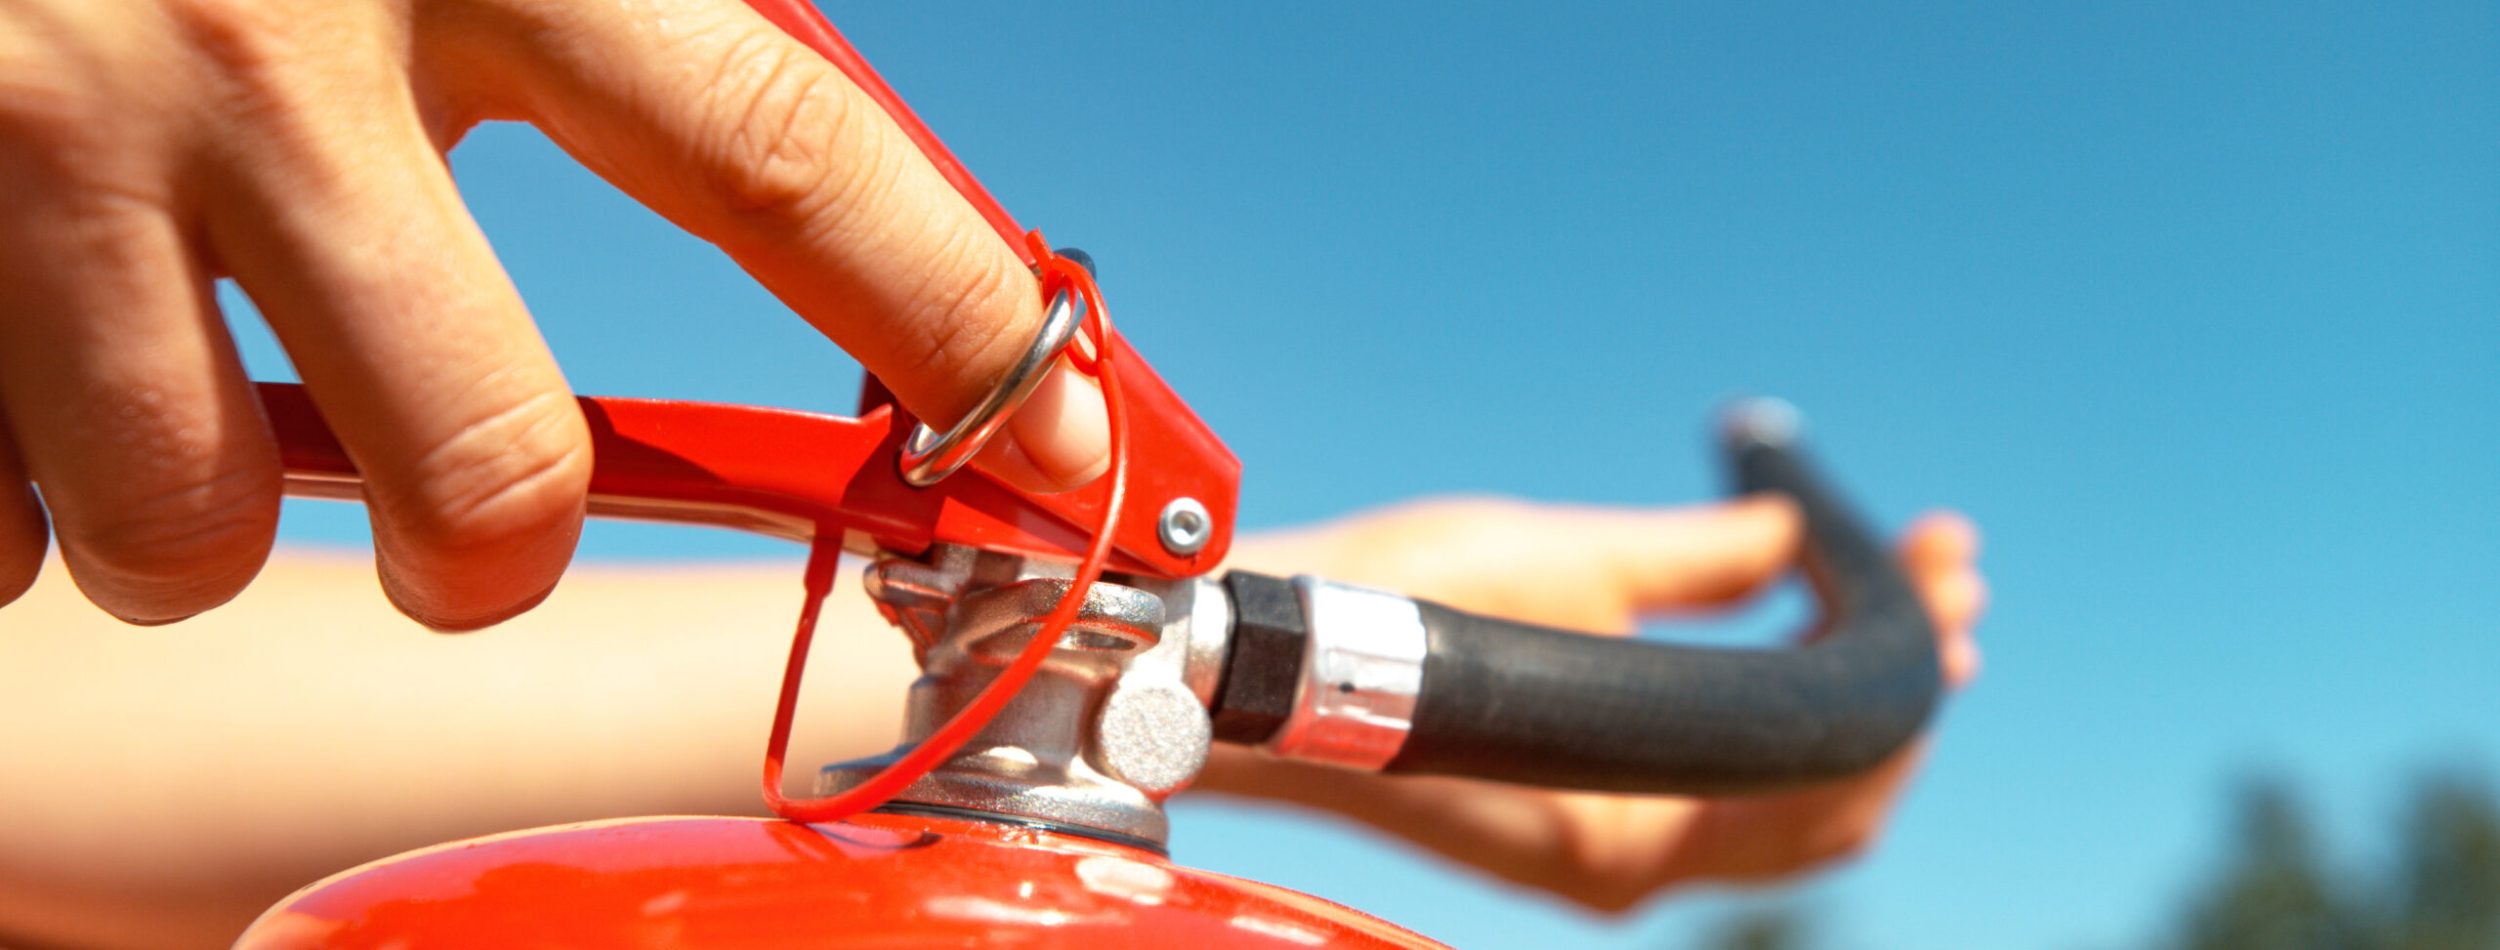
1156;497;1211;556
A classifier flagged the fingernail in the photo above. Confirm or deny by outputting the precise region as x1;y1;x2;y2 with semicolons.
999;362;1110;492
117;612;201;628
391;582;558;633
378;557;560;633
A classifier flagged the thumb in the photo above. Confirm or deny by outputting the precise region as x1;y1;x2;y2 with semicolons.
446;0;1108;489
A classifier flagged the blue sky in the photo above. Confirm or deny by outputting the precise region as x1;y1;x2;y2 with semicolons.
234;2;2497;946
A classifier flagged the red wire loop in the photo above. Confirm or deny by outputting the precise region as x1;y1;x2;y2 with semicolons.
733;0;1128;824
730;0;1125;825
761;244;1122;824
738;0;1129;825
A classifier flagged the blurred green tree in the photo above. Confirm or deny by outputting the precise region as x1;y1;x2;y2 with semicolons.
1663;770;2499;950
2165;772;2500;950
2172;779;2366;950
1697;904;1810;950
2383;774;2500;950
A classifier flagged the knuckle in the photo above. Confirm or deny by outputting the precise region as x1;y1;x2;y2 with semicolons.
386;391;590;564
694;32;868;231
175;0;345;81
173;0;304;97
67;460;278;601
172;0;399;153
0;12;127;159
0;65;89;148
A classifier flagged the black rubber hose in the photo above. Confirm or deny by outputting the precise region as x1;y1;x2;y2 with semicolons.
1381;404;1943;794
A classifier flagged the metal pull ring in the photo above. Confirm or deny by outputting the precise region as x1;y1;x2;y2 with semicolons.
897;287;1083;487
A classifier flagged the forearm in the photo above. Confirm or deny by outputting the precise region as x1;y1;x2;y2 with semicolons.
0;550;914;948
0;534;1316;947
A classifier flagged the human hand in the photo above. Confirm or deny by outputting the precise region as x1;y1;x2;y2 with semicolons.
0;0;1106;628
1201;495;1985;910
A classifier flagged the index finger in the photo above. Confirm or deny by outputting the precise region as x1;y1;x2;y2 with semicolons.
424;0;1107;490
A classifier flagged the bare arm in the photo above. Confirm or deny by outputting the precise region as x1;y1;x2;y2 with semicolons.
0;549;915;948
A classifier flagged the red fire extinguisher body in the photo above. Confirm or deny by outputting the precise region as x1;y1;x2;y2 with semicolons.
237;812;1444;948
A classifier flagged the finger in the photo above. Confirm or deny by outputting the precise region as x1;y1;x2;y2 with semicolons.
1898;511;1985;687
0;181;278;623
442;0;1108;490
200;48;587;630
0;421;47;608
1551;494;1804;611
1933;572;1985;686
1902;509;1980;580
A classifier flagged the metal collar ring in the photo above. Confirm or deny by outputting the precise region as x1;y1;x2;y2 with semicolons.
897;287;1083;487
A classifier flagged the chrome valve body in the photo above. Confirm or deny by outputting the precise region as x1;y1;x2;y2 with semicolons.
821;545;1231;849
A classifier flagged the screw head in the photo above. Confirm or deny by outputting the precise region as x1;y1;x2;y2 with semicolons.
1156;497;1211;556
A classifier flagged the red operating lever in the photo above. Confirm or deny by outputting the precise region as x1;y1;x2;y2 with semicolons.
258;330;1236;579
